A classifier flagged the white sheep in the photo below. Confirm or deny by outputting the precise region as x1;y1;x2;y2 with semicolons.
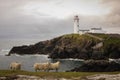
10;62;21;70
33;62;49;72
48;61;60;72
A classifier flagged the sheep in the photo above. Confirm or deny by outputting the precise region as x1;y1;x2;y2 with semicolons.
10;62;21;70
48;61;60;72
33;62;49;72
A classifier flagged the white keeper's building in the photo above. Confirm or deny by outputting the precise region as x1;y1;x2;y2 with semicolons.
73;15;106;34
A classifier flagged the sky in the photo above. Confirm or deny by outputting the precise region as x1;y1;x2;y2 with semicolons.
0;0;120;40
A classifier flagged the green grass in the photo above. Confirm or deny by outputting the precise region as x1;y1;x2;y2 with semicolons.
63;33;120;48
62;34;98;45
0;70;120;79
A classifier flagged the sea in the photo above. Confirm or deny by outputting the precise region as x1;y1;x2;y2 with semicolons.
0;39;84;72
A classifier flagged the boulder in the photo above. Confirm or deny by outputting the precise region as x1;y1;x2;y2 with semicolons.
70;60;120;72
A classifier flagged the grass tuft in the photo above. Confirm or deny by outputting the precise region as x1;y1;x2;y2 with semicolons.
0;70;120;79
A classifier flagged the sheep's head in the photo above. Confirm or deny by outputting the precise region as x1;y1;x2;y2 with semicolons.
57;61;60;64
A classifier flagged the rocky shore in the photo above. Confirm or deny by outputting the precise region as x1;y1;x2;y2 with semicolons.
1;74;120;80
8;33;120;59
70;60;120;72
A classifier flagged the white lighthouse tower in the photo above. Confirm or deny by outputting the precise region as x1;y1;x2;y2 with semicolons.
74;15;79;34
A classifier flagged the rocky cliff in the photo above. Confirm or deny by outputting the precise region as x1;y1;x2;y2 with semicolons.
70;60;120;72
8;33;120;59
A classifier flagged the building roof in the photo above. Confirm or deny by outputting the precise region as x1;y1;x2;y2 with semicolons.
74;15;79;20
91;28;102;30
79;29;89;31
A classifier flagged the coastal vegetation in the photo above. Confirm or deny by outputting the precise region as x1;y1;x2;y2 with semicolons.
0;70;119;78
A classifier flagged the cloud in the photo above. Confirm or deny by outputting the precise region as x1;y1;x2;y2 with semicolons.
0;0;75;39
101;0;120;27
0;0;120;40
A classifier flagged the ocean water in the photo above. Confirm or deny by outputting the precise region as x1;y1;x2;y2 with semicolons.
0;39;83;72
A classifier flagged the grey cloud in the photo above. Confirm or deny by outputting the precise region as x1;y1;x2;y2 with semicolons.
0;0;66;39
0;0;120;40
101;0;120;28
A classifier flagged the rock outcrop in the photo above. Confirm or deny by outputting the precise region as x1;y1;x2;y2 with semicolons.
86;74;120;80
8;33;120;59
70;60;120;72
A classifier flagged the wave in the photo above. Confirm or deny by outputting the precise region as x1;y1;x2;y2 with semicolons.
10;54;49;58
0;49;10;55
1;49;10;52
109;58;120;63
53;58;84;61
5;53;84;61
33;54;49;57
109;58;120;61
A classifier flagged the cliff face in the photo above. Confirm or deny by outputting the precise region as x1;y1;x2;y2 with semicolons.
8;33;120;59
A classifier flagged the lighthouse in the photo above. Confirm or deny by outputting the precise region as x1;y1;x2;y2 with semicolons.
74;15;79;34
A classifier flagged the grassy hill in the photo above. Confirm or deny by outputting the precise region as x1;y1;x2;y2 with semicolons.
9;33;120;59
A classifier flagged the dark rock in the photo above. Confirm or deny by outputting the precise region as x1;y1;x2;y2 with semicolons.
8;33;120;60
8;41;51;55
70;60;120;72
5;75;18;80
